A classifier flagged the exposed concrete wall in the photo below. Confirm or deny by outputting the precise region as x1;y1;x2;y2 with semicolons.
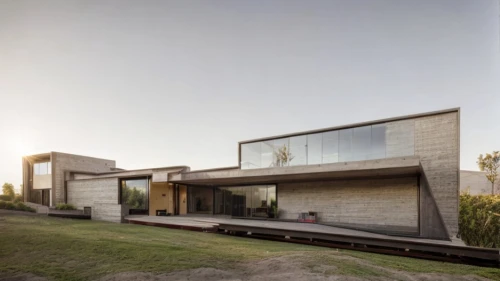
24;202;49;214
419;175;450;240
460;170;497;195
67;178;122;223
414;112;459;236
93;203;122;223
278;177;418;234
67;178;118;209
53;152;115;205
385;119;415;158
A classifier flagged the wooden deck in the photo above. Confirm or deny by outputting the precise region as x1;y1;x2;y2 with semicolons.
124;215;500;267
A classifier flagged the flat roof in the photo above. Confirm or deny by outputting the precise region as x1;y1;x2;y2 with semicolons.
239;107;460;144
170;156;421;186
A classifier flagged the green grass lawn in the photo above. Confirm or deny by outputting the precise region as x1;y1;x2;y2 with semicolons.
0;212;499;281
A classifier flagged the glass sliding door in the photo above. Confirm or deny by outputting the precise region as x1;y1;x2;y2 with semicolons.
215;185;276;218
187;186;213;214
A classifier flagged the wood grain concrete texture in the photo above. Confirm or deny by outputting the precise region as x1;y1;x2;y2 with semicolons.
93;203;122;223
414;112;459;236
460;170;496;195
419;175;449;240
67;178;119;209
53;152;115;205
278;177;418;232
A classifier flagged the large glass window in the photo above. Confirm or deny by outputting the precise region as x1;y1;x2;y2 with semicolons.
215;185;276;218
322;131;339;164
371;124;386;159
339;129;353;162
307;133;322;165
289;135;307;166
261;141;274;168
241;142;261;169
273;138;290;167
121;178;148;210
187;186;213;214
240;123;392;169
34;162;51;175
352;126;371;161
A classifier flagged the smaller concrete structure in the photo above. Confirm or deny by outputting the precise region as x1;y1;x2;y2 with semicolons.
460;170;499;195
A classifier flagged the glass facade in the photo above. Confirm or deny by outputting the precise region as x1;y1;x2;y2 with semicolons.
213;185;277;218
34;162;51;175
240;123;389;169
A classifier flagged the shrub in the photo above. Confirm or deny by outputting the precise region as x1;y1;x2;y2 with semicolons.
0;200;35;213
0;194;12;201
13;195;23;203
55;203;77;210
459;192;500;248
15;202;35;213
5;202;16;210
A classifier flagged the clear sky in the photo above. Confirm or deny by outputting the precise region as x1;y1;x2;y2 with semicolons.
1;0;499;192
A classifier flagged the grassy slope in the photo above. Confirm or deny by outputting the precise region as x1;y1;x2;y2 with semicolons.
0;213;499;281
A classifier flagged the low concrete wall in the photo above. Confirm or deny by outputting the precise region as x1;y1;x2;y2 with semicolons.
24;202;49;214
67;178;122;223
278;177;418;234
93;203;122;223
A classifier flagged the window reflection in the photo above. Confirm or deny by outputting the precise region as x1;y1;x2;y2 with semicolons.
352;126;371;161
322;131;339;164
339;129;353;162
371;124;386;159
240;123;390;169
121;178;148;210
307;133;322;165
273;138;290;167
289;135;307;166
214;185;276;218
261;141;274;168
34;162;51;175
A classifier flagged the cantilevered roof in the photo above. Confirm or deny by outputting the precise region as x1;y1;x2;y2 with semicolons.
169;156;421;186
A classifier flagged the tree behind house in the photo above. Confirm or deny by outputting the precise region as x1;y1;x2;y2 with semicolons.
477;151;500;195
2;183;15;200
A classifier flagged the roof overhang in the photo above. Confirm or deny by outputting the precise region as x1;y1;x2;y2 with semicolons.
170;156;421;186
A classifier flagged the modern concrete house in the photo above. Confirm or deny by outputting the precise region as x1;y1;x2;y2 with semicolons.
22;108;460;240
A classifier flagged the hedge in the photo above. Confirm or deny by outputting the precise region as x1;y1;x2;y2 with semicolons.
459;193;500;248
55;203;77;210
0;200;36;213
0;194;12;201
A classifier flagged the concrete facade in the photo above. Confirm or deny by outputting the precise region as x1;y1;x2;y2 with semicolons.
67;178;122;222
22;108;460;238
414;112;459;236
278;177;419;234
52;152;116;205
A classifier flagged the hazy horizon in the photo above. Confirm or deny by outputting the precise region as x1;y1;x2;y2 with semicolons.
1;0;499;192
